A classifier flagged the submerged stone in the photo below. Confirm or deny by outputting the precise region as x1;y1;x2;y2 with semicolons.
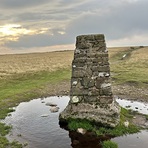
59;34;120;127
50;106;59;113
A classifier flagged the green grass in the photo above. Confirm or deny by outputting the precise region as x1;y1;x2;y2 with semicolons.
0;123;23;148
0;123;11;136
0;68;71;115
109;47;148;87
0;68;71;103
101;140;118;148
145;115;148;121
0;136;23;148
68;119;94;131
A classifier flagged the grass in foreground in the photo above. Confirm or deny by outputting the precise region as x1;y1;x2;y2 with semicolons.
67;107;141;137
0;136;23;148
101;140;118;148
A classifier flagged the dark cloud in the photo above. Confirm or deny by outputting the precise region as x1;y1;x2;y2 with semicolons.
6;31;74;48
0;0;51;9
66;0;148;41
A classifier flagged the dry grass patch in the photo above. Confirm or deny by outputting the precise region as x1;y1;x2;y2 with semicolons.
108;47;129;58
0;51;73;79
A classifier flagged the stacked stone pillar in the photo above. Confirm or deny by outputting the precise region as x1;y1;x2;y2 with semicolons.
60;34;120;127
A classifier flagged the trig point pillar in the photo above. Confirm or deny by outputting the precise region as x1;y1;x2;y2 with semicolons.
59;34;120;127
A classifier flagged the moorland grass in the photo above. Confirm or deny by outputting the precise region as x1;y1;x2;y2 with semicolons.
109;46;148;87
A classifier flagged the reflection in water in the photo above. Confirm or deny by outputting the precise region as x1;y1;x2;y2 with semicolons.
112;130;148;148
68;130;111;148
2;96;148;148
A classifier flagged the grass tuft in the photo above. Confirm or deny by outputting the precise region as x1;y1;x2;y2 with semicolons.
101;140;118;148
68;119;94;131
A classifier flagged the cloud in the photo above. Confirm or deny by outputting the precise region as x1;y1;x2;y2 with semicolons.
0;0;51;9
0;0;148;51
66;0;148;39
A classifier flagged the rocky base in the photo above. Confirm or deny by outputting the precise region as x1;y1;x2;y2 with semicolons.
59;99;120;127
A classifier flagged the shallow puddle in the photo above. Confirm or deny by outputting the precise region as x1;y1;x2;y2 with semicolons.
2;96;148;148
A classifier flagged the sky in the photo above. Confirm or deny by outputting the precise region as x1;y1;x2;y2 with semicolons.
0;0;148;54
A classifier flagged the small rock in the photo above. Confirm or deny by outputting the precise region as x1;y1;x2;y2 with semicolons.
46;102;57;107
126;105;131;108
50;106;59;113
71;96;79;103
72;81;78;86
135;107;138;109
105;73;110;77
124;121;129;127
41;114;49;117
77;128;87;135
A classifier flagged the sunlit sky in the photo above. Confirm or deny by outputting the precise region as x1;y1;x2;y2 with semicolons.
0;0;148;54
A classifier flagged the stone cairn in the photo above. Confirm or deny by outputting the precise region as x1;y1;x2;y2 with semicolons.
59;34;120;127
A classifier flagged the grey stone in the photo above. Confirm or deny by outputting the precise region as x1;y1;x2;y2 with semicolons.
50;106;59;113
46;102;57;107
41;114;49;117
77;128;87;134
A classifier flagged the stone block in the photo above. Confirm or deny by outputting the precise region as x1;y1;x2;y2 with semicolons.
74;57;87;63
98;66;110;72
100;86;112;96
71;87;88;96
99;96;113;104
95;77;104;89
88;87;100;96
72;67;85;78
91;66;99;72
81;77;95;88
96;53;108;58
72;61;85;67
84;96;97;102
74;53;87;58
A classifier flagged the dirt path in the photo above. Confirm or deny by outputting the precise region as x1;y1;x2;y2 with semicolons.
44;80;148;103
112;84;148;102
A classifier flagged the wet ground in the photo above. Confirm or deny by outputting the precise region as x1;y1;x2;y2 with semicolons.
2;96;148;148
